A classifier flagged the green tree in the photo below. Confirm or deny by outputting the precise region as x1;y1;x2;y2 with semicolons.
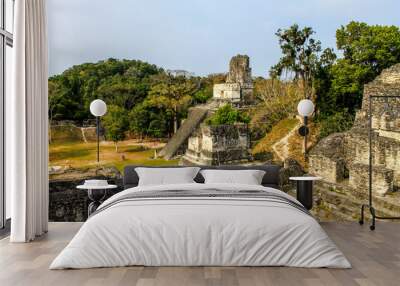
147;81;196;133
48;58;161;121
47;58;209;139
328;22;400;112
128;100;170;139
102;105;129;152
128;103;151;139
193;85;212;103
48;80;65;143
313;48;337;116
318;110;354;139
207;104;250;126
270;24;333;100
192;73;225;104
96;79;147;110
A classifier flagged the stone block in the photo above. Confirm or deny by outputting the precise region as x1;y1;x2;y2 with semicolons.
183;123;251;165
226;54;252;85
309;133;346;183
349;163;393;196
309;155;346;184
213;83;241;102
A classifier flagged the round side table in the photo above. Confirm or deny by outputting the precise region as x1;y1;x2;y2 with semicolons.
77;184;117;216
289;177;321;210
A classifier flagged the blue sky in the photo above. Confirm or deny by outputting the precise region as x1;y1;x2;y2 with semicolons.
48;0;400;77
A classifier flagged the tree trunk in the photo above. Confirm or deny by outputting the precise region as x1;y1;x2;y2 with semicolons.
48;109;53;144
300;73;308;99
173;105;178;133
174;118;178;134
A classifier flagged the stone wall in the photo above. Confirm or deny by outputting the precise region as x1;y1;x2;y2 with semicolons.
49;179;122;222
357;64;400;134
312;179;400;221
309;133;346;183
309;63;400;206
183;123;251;165
50;121;102;143
348;163;394;196
213;83;241;102
310;129;400;197
49;167;122;222
342;129;370;165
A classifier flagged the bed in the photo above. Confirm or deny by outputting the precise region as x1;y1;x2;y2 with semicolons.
50;165;351;269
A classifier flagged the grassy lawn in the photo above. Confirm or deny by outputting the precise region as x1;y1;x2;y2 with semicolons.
252;117;321;169
252;117;299;154
288;121;320;169
49;139;179;172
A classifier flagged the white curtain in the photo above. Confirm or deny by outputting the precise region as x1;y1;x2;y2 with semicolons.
8;0;49;242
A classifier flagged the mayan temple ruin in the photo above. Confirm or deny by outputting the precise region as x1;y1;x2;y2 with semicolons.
309;64;400;220
213;55;254;104
159;55;253;165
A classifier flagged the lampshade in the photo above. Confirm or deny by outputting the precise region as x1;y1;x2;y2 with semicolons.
90;99;107;117
297;99;315;117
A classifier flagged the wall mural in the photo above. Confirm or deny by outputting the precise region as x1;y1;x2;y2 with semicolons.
48;22;400;223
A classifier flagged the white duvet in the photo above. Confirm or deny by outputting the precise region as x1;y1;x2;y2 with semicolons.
50;183;351;269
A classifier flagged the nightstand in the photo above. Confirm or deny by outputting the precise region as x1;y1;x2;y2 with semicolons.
289;177;322;210
77;184;117;216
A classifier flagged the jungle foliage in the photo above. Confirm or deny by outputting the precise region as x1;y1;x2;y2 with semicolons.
270;21;400;138
206;104;250;126
48;59;220;140
49;22;400;143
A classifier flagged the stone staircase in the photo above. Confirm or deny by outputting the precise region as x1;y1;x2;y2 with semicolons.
159;106;209;160
312;180;400;221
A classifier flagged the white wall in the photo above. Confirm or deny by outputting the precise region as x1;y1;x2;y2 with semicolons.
213;83;241;102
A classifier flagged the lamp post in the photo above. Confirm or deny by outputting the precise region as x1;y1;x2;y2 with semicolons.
90;99;107;163
297;99;315;160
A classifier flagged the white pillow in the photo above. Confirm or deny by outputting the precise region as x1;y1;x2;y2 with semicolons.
200;169;266;185
135;167;200;186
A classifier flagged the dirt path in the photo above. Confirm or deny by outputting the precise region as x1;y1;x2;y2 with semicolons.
272;116;302;161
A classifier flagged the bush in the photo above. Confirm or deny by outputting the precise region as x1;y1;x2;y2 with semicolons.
147;119;167;138
318;110;354;139
102;105;129;152
193;86;213;103
206;104;250;126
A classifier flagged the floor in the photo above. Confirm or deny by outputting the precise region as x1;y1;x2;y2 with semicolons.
0;219;11;239
0;222;399;286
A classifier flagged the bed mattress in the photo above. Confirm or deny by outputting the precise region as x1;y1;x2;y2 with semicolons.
50;183;350;269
